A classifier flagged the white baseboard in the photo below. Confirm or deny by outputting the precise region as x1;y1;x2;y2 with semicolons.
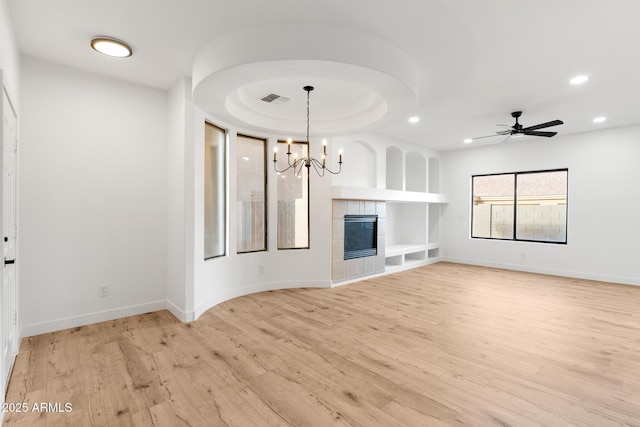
165;299;195;323
20;300;167;337
442;257;640;287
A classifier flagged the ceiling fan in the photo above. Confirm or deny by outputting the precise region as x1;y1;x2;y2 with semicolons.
472;111;564;143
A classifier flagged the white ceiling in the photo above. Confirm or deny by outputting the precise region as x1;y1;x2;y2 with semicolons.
7;0;640;151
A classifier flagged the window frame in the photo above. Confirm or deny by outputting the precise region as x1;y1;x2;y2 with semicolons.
471;168;568;244
236;134;268;254
204;121;227;260
276;139;310;250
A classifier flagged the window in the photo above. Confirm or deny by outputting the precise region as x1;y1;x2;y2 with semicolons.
276;140;309;249
236;135;267;253
204;122;226;259
472;169;567;243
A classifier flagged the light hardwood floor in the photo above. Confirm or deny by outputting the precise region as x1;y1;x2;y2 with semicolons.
4;262;640;426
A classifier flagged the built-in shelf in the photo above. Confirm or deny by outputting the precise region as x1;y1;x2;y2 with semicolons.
332;186;450;203
384;243;430;272
386;243;428;258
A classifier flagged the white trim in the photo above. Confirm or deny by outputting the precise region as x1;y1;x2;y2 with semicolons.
165;299;195;323
20;300;167;337
442;257;640;287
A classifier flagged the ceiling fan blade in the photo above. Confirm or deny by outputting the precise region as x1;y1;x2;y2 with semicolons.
524;130;558;137
471;133;501;140
471;129;512;141
523;120;563;131
500;134;513;145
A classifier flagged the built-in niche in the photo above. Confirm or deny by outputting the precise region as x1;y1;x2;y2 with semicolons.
405;151;426;192
428;204;440;245
386;203;427;248
385;202;429;270
386;146;403;190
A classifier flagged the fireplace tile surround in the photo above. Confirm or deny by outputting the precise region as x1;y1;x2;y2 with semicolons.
332;200;386;283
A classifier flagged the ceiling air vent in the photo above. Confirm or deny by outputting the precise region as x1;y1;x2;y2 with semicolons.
260;93;290;104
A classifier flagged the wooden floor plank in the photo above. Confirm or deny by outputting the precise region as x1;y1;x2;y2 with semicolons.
4;262;640;426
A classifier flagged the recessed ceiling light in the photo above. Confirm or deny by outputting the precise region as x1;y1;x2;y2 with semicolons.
593;116;607;123
463;138;473;144
91;37;132;58
570;75;588;85
408;116;420;124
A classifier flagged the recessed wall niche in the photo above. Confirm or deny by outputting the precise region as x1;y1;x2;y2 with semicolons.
405;151;426;192
386;146;403;190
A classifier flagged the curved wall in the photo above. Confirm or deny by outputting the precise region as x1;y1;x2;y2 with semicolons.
182;104;333;321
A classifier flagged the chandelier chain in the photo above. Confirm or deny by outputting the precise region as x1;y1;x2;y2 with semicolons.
307;89;311;144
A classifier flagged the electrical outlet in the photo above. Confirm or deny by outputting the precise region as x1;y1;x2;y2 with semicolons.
258;265;264;274
98;285;109;297
520;252;526;259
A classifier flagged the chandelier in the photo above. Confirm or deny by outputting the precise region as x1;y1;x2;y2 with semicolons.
273;86;342;176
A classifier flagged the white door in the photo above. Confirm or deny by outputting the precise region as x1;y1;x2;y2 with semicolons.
1;74;18;392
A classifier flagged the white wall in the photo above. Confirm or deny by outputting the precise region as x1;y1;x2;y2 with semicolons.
19;57;169;335
0;0;19;107
166;79;189;319
441;124;640;286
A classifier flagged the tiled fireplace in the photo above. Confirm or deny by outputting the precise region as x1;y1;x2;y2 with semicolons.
332;200;386;282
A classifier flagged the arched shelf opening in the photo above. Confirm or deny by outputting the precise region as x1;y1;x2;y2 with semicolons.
405;151;426;192
386;146;404;190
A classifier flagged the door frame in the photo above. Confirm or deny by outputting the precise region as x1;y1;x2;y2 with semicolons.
1;69;19;398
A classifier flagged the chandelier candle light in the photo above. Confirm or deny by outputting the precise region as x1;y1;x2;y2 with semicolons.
273;86;343;177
